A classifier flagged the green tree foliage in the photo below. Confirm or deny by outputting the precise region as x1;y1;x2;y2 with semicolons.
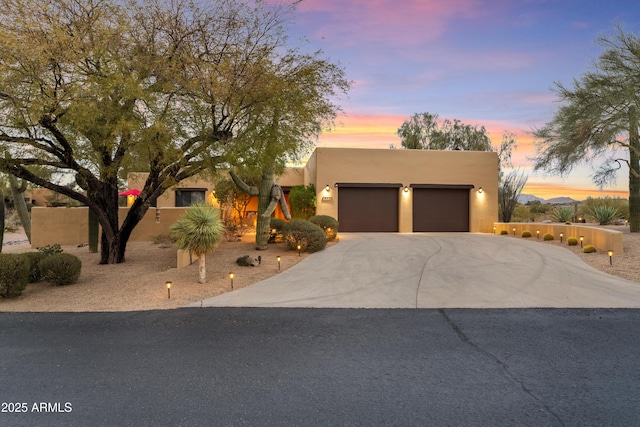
0;0;341;263
170;203;224;284
289;185;316;220
533;25;640;231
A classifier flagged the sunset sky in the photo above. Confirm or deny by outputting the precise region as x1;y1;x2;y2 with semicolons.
279;0;640;201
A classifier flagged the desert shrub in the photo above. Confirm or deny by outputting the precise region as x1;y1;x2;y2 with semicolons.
152;234;174;245
500;230;508;235
543;233;554;241
19;252;48;283
39;253;82;285
586;205;621;225
583;245;597;253
0;254;30;298
521;230;532;238
551;206;574;223
309;215;339;241
223;218;248;242
283;219;327;253
567;237;578;246
37;243;63;256
268;218;287;243
579;196;629;221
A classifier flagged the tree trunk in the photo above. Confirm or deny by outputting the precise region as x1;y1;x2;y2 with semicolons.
629;106;640;232
0;189;4;252
198;254;206;284
88;208;99;253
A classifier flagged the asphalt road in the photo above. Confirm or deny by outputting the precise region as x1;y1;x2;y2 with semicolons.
1;308;639;426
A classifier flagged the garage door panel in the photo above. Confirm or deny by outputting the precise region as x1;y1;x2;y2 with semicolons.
339;187;398;232
413;188;469;232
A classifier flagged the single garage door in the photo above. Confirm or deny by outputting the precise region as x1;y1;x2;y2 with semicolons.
338;184;400;232
412;185;472;232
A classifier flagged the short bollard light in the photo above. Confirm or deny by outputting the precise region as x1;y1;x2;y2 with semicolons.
277;256;281;271
166;281;172;299
536;230;540;239
560;232;564;243
493;226;496;234
580;236;584;248
229;272;234;289
297;244;301;256
512;227;516;236
608;250;613;266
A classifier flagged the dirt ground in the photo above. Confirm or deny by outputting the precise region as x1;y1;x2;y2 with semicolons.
0;225;638;312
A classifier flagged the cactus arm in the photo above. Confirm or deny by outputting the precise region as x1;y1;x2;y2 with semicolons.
8;175;30;242
279;194;291;220
229;171;259;196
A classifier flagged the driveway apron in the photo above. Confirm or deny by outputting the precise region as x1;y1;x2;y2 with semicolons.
192;233;640;309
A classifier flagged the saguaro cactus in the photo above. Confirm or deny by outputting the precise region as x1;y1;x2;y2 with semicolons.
88;208;99;253
229;169;291;250
9;175;30;243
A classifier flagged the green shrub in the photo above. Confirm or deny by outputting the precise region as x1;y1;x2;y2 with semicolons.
583;245;597;253
521;230;532;238
19;252;48;283
37;243;63;256
543;233;554;241
289;185;316;219
551;206;574;223
0;254;30;298
579;196;629;222
586;205;621;225
567;237;578;246
283;219;327;253
39;253;82;285
269;218;287;243
309;215;339;241
500;230;508;235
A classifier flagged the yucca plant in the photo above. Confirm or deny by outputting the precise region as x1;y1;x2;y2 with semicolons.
170;203;224;284
586;205;621;225
551;206;574;223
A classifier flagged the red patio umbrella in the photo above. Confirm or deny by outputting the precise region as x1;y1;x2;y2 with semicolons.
118;189;141;197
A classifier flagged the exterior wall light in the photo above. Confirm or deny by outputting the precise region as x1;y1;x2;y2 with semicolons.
478;187;483;193
325;184;330;192
166;281;172;299
403;186;409;193
580;236;584;248
608;250;613;265
229;272;234;289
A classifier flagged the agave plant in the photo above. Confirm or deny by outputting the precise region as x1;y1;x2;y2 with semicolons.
551;206;574;223
170;203;224;284
587;205;621;225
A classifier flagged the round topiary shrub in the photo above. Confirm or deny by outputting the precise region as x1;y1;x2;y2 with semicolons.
0;254;30;298
19;252;48;283
583;245;597;253
283;219;327;253
500;230;508;235
521;230;532;238
567;237;578;246
39;253;82;285
543;233;554;241
309;215;339;241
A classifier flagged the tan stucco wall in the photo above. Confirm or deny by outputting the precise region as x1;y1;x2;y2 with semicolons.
31;206;189;248
309;147;499;233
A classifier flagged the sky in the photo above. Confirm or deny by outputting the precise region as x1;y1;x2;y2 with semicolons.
276;0;640;201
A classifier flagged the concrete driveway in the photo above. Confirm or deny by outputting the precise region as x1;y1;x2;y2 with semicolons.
192;233;640;309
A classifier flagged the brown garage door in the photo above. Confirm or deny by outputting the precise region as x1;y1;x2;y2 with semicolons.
412;185;471;232
338;185;400;232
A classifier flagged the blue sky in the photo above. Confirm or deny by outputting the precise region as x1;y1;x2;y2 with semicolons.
278;0;640;200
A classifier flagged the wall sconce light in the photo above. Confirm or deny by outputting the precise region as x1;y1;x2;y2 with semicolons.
579;236;584;248
560;232;564;243
512;227;516;236
608;250;613;265
229;272;234;289
478;187;483;194
403;186;409;193
166;281;172;299
325;184;330;192
536;230;540;239
277;256;281;271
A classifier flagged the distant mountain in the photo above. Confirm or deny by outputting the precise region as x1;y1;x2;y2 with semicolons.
518;194;578;205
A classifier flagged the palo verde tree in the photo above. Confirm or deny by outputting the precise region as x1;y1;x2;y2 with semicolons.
533;25;640;232
0;0;318;263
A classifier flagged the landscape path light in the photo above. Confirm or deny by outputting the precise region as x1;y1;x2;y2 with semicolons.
277;256;281;271
512;227;516;236
536;230;540;239
580;236;584;248
297;244;301;256
608;250;614;266
560;232;564;243
493;226;496;234
166;281;172;299
229;272;234;289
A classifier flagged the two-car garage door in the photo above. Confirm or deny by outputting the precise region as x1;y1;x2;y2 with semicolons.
337;184;471;232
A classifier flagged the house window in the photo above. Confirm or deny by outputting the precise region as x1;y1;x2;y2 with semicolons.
175;189;206;207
